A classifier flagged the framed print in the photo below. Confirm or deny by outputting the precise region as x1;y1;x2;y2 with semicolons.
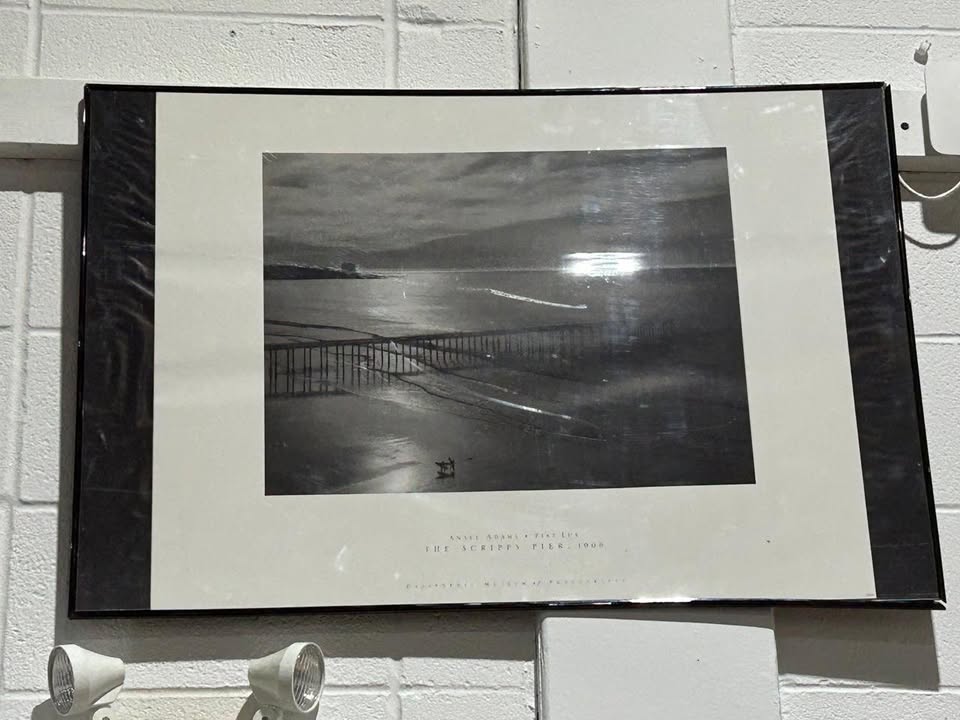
71;84;944;616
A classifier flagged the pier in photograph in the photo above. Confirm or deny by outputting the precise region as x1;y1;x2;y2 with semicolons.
264;322;660;398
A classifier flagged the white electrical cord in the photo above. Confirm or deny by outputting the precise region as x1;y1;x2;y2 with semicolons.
899;174;960;201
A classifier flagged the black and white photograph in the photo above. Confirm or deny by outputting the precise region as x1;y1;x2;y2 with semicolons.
72;86;943;613
262;148;754;495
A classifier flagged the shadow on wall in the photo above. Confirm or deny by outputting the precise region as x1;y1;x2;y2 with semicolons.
30;695;265;720
0;158;944;689
902;172;960;248
774;607;940;689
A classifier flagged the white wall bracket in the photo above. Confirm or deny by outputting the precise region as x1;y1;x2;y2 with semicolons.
893;89;960;173
892;58;960;173
0;78;85;160
925;60;960;156
2;76;957;174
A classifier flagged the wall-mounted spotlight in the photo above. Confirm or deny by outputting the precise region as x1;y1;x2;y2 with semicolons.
47;645;125;718
248;642;325;720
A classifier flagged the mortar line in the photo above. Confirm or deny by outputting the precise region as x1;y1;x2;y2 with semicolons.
780;684;959;695
384;0;398;88
16;497;58;507
0;500;13;692
25;0;41;76
387;658;402;720
3;195;34;504
122;686;390;697
400;681;533;690
396;18;505;30
915;334;960;344
398;686;528;696
727;0;737;84
42;7;385;24
0;492;55;505
0;686;392;699
780;675;942;689
0;187;35;686
736;24;960;35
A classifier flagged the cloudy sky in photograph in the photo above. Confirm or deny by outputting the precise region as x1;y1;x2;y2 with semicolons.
262;148;735;270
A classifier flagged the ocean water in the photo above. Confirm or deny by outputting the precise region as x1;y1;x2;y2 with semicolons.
263;268;754;494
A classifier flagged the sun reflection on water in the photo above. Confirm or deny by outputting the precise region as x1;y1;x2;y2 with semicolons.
562;252;645;277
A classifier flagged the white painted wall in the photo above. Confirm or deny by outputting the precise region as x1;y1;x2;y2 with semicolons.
0;1;959;718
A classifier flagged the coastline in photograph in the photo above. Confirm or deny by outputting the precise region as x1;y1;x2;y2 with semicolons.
262;149;754;495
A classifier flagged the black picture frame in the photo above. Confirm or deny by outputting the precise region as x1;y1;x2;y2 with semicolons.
71;83;944;617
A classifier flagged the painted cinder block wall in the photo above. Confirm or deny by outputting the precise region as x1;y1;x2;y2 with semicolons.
0;1;958;717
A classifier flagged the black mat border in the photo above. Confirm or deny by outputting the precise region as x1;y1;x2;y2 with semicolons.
824;86;944;602
72;87;156;615
71;82;944;617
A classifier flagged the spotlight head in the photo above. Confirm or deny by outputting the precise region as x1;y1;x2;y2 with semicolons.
248;642;325;717
47;645;125;717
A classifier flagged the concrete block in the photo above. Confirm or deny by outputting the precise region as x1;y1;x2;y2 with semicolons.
3;691;390;720
916;342;960;507
28;192;64;329
320;692;394;719
2;507;57;691
45;0;383;13
400;656;531;689
324;656;395;687
0;188;24;327
19;333;61;503
39;14;385;86
125;659;247;689
902;176;960;337
0;8;28;76
733;29;960;91
401;689;533;720
0;502;10;671
398;24;515;88
524;0;732;88
398;0;513;24
734;0;960;31
123;655;394;689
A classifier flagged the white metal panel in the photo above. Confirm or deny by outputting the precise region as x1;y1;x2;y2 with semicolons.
0;78;84;159
538;609;780;720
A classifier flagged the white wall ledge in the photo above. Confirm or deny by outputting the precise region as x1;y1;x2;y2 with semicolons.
0;78;85;160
